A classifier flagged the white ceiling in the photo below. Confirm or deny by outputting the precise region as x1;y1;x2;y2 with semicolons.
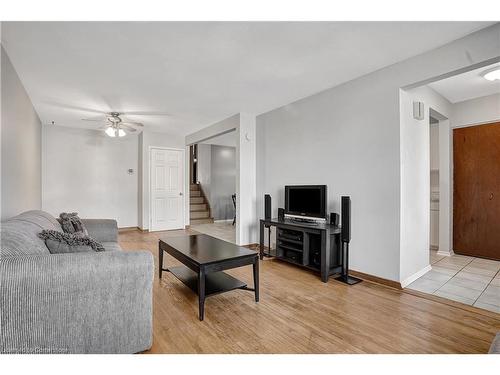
428;62;500;103
200;130;236;147
1;22;494;135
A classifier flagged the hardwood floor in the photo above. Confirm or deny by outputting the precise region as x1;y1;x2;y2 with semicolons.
119;229;500;354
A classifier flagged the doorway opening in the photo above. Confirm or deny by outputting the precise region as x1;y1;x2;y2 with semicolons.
405;62;500;313
429;115;440;258
188;130;237;244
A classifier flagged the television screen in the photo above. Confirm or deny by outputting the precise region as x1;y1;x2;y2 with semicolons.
285;185;327;219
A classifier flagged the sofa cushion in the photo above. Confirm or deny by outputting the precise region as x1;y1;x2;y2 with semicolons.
1;210;63;257
14;210;64;232
101;242;122;252
490;333;500;354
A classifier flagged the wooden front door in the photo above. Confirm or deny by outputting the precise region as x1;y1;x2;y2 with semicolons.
453;122;500;260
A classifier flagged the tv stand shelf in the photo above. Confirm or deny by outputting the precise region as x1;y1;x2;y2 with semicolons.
260;218;342;283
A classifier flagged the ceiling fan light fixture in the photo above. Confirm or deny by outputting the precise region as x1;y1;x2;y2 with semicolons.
105;126;116;137
118;129;126;137
481;66;500;81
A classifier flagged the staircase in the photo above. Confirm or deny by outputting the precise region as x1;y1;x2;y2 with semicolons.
190;184;214;225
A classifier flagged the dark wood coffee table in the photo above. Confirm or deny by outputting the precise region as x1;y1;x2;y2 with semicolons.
159;234;259;321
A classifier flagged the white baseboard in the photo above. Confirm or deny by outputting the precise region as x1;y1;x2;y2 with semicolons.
437;250;453;257
213;219;233;223
400;265;432;288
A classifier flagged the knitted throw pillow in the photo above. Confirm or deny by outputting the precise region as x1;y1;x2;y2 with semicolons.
38;230;105;254
58;212;89;235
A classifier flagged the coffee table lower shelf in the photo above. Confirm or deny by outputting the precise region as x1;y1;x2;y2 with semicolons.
167;265;248;297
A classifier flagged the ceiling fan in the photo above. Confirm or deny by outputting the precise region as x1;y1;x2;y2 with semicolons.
81;112;146;137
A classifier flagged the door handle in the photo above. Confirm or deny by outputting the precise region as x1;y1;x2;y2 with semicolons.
489;193;494;200
179;192;183;196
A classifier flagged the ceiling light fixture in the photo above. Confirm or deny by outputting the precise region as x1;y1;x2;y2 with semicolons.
118;129;126;137
105;126;117;137
481;66;500;81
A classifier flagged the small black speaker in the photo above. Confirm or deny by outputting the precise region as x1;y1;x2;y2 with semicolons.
264;194;271;220
341;196;351;243
278;208;285;221
330;212;339;226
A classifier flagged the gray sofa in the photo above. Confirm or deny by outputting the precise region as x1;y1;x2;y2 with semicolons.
491;333;500;354
0;210;154;354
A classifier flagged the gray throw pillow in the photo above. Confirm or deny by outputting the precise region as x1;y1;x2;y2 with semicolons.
38;230;105;254
44;238;94;254
58;212;89;235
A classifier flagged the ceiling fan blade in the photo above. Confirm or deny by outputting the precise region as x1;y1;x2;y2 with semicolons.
120;121;144;128
43;101;109;115
82;117;108;122
121;111;171;116
120;124;138;132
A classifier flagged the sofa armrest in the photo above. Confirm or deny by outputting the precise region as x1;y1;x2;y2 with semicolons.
490;333;500;354
81;219;118;242
0;250;153;353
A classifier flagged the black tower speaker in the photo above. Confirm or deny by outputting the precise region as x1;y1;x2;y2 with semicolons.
341;196;351;243
264;194;272;220
278;208;285;221
330;212;339;226
336;196;362;285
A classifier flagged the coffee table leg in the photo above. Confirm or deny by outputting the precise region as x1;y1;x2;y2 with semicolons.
198;268;206;321
253;258;260;302
159;247;164;279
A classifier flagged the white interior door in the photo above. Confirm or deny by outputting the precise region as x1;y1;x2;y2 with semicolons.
150;148;184;231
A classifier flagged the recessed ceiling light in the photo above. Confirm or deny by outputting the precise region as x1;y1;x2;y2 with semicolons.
481;66;500;81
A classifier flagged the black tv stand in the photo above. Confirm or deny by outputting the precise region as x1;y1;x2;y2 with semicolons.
259;218;342;283
288;217;321;225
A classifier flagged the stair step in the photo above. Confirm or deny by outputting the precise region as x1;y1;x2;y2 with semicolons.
190;218;214;225
190;197;204;204
190;184;200;191
191;210;210;219
190;190;201;197
190;203;207;211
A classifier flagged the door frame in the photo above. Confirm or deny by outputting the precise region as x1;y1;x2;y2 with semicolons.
149;146;186;231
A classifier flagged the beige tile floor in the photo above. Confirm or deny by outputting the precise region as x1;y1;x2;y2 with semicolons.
190;221;236;243
407;251;500;313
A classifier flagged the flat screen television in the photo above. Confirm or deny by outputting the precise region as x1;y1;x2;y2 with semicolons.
285;185;327;220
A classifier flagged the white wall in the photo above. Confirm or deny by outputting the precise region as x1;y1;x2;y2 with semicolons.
238;113;257;245
399;86;452;285
1;46;42;220
42;126;138;227
430;123;440;171
256;24;500;283
430;122;440;250
139;130;184;230
451;93;500;128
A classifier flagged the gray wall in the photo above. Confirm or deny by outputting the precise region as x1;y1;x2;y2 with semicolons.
1;46;42;220
196;143;212;203
210;145;236;220
256;24;500;282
